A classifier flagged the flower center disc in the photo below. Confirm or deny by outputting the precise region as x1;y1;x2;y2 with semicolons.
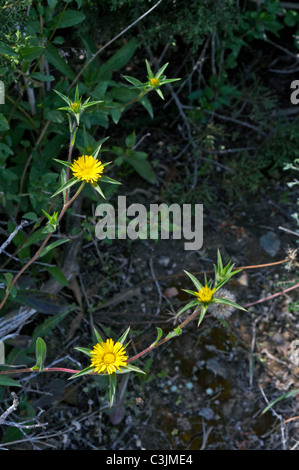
104;353;116;364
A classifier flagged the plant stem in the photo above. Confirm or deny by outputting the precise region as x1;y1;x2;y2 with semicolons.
64;119;78;205
0;367;80;376
0;182;85;312
127;306;201;364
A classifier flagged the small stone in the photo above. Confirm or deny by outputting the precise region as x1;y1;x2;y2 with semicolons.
198;407;214;420
163;286;179;298
158;256;171;267
260;231;280;257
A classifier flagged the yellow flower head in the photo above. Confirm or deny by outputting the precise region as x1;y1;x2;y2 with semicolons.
90;338;128;375
195;285;216;303
150;77;159;87
70;155;104;183
71;102;80;112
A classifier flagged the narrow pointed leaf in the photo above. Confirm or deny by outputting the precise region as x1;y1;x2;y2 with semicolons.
262;389;299;415
176;299;199;317
100;175;121;185
156;88;164;100
150;327;163;347
123;75;144;87
156;62;169;79
39;238;70;258
160;78;181;84
74;346;92;357
145;59;154;79
93;327;104;344
119;364;146;374
53;89;72;106
184;270;203;291
118;327;131;345
51;177;79;198
69;366;95;379
109;373;117;407
53;158;73;168
0;376;22;387
213;297;247;312
197;304;207;327
92;184;106;199
181;289;199;296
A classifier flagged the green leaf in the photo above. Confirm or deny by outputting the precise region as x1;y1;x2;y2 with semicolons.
109;373;117;407
45;44;75;80
33;337;47;371
262;389;299;415
30;72;55;82
91;136;109;157
19;228;46;250
74;347;92;357
117;327;131;346
123;75;144;87
217;249;223;272
145;59;154;79
22;212;38;221
214;271;242;292
51;176;79;198
140;96;154;118
111;107;122;124
176;299;199;317
100;175;121;185
0;376;22;387
3;273;13;290
15;289;69;315
0;42;18;56
125;153;156;184
53;158;73;168
165;326;182;339
93;327;104;344
156;88;164;100
29;308;73;348
46;265;69;287
125;131;136;149
197;304;208;327
181;289;199;296
46;109;64;123
92;183;106;199
156;62;169;79
119;364;146;375
213;297;247;312
53;89;72;106
150;327;163;347
51;10;86;29
99;38;138;77
0;113;9;132
20;46;44;62
69;366;95;380
184;270;203;291
39;238;70;258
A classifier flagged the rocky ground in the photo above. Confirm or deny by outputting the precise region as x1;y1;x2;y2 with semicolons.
1;181;297;450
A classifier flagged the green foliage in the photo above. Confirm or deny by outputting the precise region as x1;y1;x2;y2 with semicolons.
32;337;47;371
177;251;246;327
0;0;32;83
86;0;237;51
112;131;156;184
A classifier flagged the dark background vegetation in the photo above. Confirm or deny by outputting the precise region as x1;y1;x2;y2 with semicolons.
0;0;298;450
